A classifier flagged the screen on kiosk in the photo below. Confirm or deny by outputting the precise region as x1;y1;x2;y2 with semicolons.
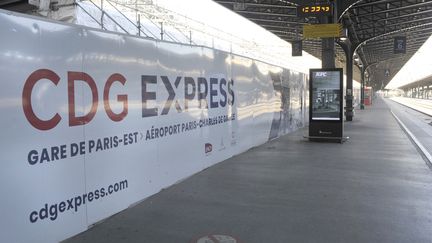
311;71;341;121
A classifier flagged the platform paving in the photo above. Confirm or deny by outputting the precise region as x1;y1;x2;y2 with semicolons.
385;98;432;161
65;97;432;243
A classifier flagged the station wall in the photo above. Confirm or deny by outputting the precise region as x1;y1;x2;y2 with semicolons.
0;10;308;242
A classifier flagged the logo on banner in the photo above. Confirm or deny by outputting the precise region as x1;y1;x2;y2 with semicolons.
315;72;327;77
21;70;235;130
205;143;213;155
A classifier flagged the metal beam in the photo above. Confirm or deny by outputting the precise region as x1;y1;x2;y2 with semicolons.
247;18;306;25
352;9;432;27
356;16;432;33
353;0;402;8
215;1;296;9
260;24;302;31
364;37;430;50
354;2;432;18
235;10;297;17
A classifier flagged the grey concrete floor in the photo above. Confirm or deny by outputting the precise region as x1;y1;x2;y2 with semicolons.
385;98;432;160
65;97;432;243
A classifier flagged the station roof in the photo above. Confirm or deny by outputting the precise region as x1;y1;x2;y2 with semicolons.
399;74;432;90
214;0;432;90
0;0;35;12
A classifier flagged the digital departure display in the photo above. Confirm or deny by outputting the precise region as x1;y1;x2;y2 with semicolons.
297;4;333;17
310;70;342;121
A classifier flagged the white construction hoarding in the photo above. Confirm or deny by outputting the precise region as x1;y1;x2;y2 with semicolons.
0;10;308;242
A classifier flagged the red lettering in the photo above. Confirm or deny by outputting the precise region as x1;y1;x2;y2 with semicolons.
103;73;128;122
22;69;61;130
68;72;98;126
23;70;131;130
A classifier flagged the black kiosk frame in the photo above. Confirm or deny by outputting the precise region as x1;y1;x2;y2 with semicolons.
308;68;345;142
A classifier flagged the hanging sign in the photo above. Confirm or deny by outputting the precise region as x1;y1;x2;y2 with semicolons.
292;40;302;56
394;36;406;54
297;4;333;17
303;24;342;38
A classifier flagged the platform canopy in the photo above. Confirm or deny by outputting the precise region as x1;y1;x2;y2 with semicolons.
214;0;432;90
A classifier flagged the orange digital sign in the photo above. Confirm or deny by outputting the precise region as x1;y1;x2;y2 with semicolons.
297;4;332;17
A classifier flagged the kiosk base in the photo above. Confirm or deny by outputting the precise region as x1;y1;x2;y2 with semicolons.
303;135;349;144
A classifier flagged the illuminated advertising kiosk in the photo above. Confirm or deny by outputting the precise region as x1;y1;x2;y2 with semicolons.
309;68;344;142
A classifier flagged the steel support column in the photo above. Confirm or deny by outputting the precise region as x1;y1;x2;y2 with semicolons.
361;66;365;110
321;16;335;68
322;38;336;68
339;41;354;121
345;44;354;121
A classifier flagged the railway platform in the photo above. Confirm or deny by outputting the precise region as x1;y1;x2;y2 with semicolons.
65;97;432;243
